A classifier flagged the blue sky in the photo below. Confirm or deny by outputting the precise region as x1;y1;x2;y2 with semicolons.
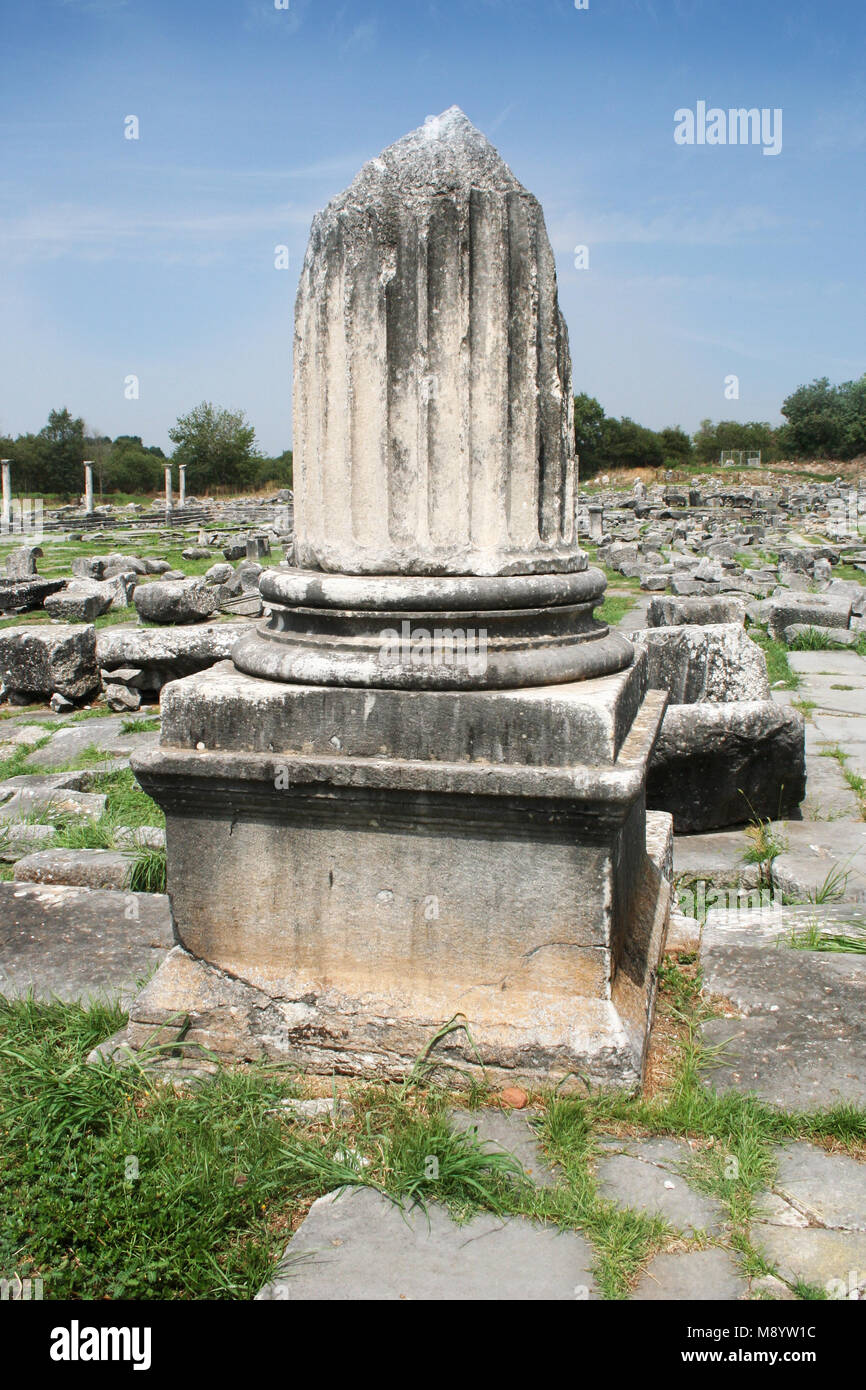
1;0;864;456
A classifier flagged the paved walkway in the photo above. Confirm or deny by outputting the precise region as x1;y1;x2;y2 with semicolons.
257;1111;866;1301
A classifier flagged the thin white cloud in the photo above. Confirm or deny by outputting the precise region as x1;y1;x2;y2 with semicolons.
549;202;784;251
0;201;317;263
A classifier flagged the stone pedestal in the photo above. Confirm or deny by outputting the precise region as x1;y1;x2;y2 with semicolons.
126;656;670;1088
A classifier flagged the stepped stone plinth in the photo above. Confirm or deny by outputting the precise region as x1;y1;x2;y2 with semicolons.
122;109;672;1089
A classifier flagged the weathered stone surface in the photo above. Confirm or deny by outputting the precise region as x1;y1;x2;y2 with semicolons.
783;622;859;648
450;1109;558;1187
104;682;141;712
755;593;853;640
44;579;113;622
0;821;56;861
665;911;701;953
0;624;99;699
5;546;42;578
14;848;135;891
293;107;578;577
0;576;66;616
23;716;158;769
72;552;148;581
234;566;633;690
119;661;671;1090
632;1250;747;1301
0;882;173;1006
115;825;164;849
750;1225;866;1297
595;1137;723;1234
673;829;761;889
256;1188;599;1300
772;1142;866;1233
647;596;746;627
133;577;223;624
204;563;234;585
770;821;866;903
648;702;806;832
0;785;106;822
701;904;866;1110
97;623;253;680
630;623;770;703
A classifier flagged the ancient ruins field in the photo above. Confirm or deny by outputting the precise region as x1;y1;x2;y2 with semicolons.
2;0;864;1342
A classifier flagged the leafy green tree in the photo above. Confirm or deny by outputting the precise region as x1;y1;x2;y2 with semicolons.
837;377;866;459
694;419;779;465
104;441;165;494
37;408;86;495
254;450;293;488
779;379;841;458
169;402;258;491
658;426;693;467
600;417;665;472
573;393;607;476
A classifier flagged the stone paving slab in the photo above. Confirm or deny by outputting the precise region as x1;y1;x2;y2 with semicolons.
631;1249;747;1301
750;1225;866;1297
673;829;760;889
256;1187;600;1300
772;1142;866;1233
595;1137;724;1234
770;820;866;902
788;651;866;677
0;881;173;1006
13;847;135;891
811;712;866;747
802;675;866;716
450;1109;557;1187
799;745;860;819
23;717;159;770
0;786;106;822
701;905;866;1109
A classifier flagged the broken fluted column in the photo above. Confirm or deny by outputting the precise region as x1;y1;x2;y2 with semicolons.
83;461;94;515
234;106;630;690
293;107;576;577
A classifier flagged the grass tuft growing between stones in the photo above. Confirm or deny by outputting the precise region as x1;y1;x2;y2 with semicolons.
129;846;167;894
746;623;800;689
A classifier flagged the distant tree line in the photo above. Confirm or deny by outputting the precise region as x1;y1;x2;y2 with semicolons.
575;372;866;478
0;402;292;500
4;374;863;497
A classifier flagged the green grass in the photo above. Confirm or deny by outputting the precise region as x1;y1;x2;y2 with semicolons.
2;952;863;1301
51;768;165;851
787;627;851;651
597;593;637;626
832;564;866;586
121;716;160;734
129;846;167;893
747;624;801;689
735;549;778;572
784;920;866;954
0;604;136;631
